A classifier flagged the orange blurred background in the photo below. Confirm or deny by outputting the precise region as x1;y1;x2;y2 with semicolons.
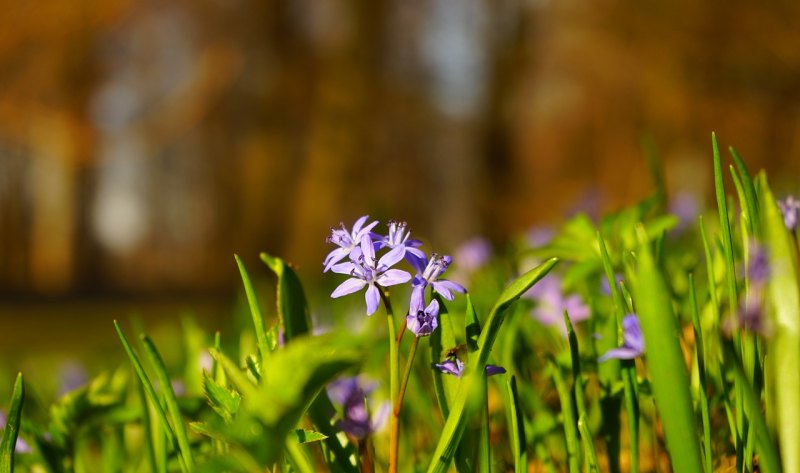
1;0;799;351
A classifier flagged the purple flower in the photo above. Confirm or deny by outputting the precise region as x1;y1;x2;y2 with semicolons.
527;226;555;248
669;191;700;233
600;274;624;296
326;377;390;439
525;275;590;334
778;196;800;232
406;299;439;337
323;216;379;272
0;411;32;454
434;356;506;378
330;235;411;315
746;241;769;285
453;237;492;273
410;254;466;313
599;314;645;362
373;220;426;266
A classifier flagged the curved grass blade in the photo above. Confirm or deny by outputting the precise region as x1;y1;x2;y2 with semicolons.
548;356;580;473
0;373;24;473
430;295;458;420
140;335;194;470
261;253;311;341
426;258;558;473
235;254;270;364
711;133;738;326
634;225;703;473
758;175;800;473
729;146;760;236
689;274;712;473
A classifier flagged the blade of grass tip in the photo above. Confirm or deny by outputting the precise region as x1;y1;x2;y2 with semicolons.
759;175;800;473
724;344;781;473
260;253;311;341
689;274;713;473
426;258;558;473
137;380;160;473
633;225;703;473
141;335;194;470
711;133;738;332
234;254;270;365
113;321;178;450
505;376;527;473
729;147;760;235
0;373;24;473
548;356;580;473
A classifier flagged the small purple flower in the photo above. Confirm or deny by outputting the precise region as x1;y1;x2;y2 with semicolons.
434;356;506;378
410;254;466;313
406;299;439;336
0;411;32;454
746;241;769;285
330;235;411;315
669;191;700;233
525;275;590;334
454;237;492;273
599;314;645;362
778;196;800;232
373;220;426;266
323;215;379;272
327;376;390;440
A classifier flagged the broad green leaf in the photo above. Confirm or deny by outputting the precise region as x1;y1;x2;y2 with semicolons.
633;225;703;473
426;258;558;473
0;373;24;473
759;174;800;473
261;253;311;341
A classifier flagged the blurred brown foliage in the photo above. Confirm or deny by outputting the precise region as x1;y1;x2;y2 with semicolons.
1;0;799;297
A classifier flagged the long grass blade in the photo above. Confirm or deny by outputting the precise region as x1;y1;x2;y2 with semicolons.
235;254;270;364
505;376;527;473
0;373;24;473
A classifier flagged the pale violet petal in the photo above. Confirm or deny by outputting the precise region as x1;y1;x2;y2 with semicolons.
370;400;391;433
324;247;351;271
352;215;369;235
435;279;466;294
598;347;641;362
331;278;366;298
365;285;381;315
431;282;453;300
378;245;406;268
360;234;376;266
330;261;357;275
377;269;411;287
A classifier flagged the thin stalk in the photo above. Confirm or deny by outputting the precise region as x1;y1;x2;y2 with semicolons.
380;288;401;473
689;274;713;473
395;337;419;416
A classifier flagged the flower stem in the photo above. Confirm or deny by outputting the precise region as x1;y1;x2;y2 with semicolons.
379;288;401;473
395;336;419;416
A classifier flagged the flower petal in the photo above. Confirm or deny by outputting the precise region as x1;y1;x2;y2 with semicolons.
324;247;351;272
352;215;369;235
327;377;359;405
598;347;642;362
330;261;357;275
485;365;506;376
431;281;453;300
360;234;376;266
370;400;391;433
331;278;367;298
365;284;381;315
434;279;466;295
378;245;406;269
622;314;645;353
377;269;411;287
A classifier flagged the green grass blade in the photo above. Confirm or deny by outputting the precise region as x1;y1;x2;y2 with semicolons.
426;258;558;473
689;274;713;473
711;133;738;324
729;146;760;235
141;335;194;470
699;216;721;322
634;225;703;473
0;373;24;473
578;415;600;473
505;376;527;473
261;253;311;341
549;357;580;473
234;254;270;364
430;296;458;420
137;381;160;473
759;175;800;473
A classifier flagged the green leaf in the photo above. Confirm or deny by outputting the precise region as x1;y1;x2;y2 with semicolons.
235;254;270;364
729;146;760;236
759;174;800;473
431;295;459;420
0;373;24;473
505;376;527;473
141;335;194;470
633;225;703;473
261;253;312;341
204;372;241;424
292;429;328;444
426;258;558;473
711;132;738;323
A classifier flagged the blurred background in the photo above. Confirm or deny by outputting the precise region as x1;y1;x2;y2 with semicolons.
1;0;800;357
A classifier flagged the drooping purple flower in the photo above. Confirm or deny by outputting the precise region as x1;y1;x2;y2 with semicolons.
406;299;439;337
525;275;590;334
410;254;466;313
373;220;427;266
326;376;390;439
323;215;379;272
599;314;645;362
746;241;769;285
778;196;800;232
434;356;506;378
330;235;411;315
0;411;32;454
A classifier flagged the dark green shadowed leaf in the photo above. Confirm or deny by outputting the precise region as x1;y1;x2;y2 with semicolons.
235;255;270;363
292;429;327;444
633;226;703;473
426;258;558;473
261;253;312;341
0;373;24;473
758;174;800;473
